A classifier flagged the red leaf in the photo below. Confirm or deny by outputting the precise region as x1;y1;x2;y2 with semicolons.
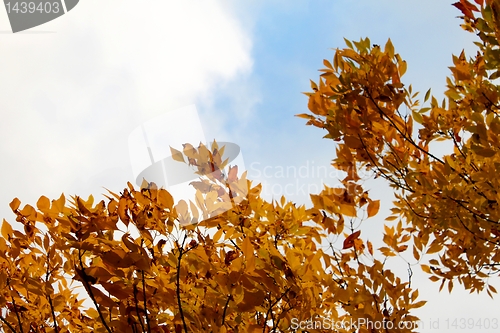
224;250;238;265
461;0;479;11
227;165;238;182
343;230;361;250
452;1;475;19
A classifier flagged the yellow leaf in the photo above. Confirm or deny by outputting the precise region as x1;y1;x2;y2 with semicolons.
122;234;140;253
86;308;100;319
412;300;427;309
9;198;20;211
340;204;357;217
190;200;199;223
353;238;364;251
367;200;380;218
399;59;407;76
158;189;174;209
384;38;395;58
1;220;13;239
413;245;420;261
379;246;396;257
170;146;185;163
36;196;50;211
213;229;223;243
397;244;408;252
20;205;35;218
52;194;65;212
296;113;315;120
426;240;443;254
242;237;252;257
412;110;423;124
421;264;431;274
367;240;374;256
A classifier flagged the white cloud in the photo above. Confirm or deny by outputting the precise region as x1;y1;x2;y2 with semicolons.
0;0;253;218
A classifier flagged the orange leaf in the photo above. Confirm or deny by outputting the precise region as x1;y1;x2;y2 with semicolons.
367;240;374;256
228;165;238;182
397;244;408;252
1;220;13;240
452;1;476;19
367;200;380;218
9;198;20;212
340;204;357;217
36;196;50;211
170;146;185;163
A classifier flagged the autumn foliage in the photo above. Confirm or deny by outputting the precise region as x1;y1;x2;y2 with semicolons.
1;0;499;332
301;0;500;297
0;140;424;333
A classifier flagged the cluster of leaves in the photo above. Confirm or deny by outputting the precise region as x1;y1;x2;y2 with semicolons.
3;1;499;332
0;140;426;333
299;0;500;296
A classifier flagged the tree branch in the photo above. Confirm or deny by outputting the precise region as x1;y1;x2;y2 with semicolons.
141;270;151;333
0;315;17;333
77;249;113;333
221;294;231;326
262;287;291;333
45;250;59;333
133;283;146;333
7;282;24;333
176;235;189;333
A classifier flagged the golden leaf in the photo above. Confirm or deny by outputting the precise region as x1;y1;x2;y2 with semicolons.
367;200;380;218
340;204;357;217
9;198;20;211
170;146;185;163
1;220;13;240
36;196;50;211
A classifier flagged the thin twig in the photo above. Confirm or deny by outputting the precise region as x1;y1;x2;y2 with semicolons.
176;236;189;333
221;295;231;325
408;263;413;289
262;287;291;333
141;270;151;333
0;315;17;333
45;250;59;333
7;282;24;333
77;249;113;333
47;295;58;333
133;284;146;333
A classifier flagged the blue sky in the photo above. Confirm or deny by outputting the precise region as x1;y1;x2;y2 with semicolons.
0;1;495;331
201;0;479;203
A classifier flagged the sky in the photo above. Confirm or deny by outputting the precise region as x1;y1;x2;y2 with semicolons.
0;1;496;332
